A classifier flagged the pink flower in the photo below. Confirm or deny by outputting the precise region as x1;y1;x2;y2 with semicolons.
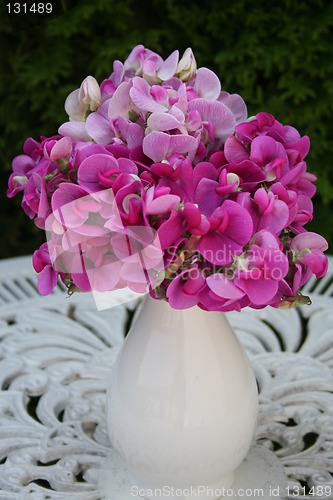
188;99;236;144
43;136;72;162
233;236;289;306
33;243;59;296
77;153;137;192
289;232;328;292
124;45;179;84
193;68;221;101
7;155;35;198
237;189;289;235
143;131;197;162
7;45;328;308
218;91;247;125
166;267;207;309
196;200;253;265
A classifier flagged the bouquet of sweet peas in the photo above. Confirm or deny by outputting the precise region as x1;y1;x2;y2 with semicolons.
7;45;328;311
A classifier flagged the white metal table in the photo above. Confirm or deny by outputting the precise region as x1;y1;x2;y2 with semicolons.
0;256;332;499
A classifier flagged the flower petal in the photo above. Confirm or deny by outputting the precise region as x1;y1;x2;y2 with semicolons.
224;136;249;163
58;121;91;142
37;265;58;296
147;112;185;132
218;91;248;124
236;276;278;306
291;232;329;252
143;131;197;162
108;81;131;119
157;211;185;250
65;89;86;121
157;50;179;81
207;274;245;299
188;99;236;141
130;77;168;113
146;194;181;214
194;67;221;101
86;112;114;145
143;132;171;162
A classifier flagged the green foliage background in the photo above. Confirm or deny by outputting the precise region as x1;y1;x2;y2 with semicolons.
0;0;332;258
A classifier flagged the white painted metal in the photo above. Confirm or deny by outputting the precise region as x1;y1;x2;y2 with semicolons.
0;256;332;499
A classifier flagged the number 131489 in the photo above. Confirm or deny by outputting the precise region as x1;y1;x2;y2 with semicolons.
6;3;53;14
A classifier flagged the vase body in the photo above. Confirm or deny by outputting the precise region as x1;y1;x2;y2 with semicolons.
107;295;258;499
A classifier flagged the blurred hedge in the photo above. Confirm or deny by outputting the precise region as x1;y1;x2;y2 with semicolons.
0;0;332;258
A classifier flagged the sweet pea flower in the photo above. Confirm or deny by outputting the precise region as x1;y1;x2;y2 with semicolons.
77;153;138;192
198;286;250;312
236;112;311;161
183;203;210;235
166;267;206;309
151;156;195;202
64;92;87;122
193;68;221;101
43;136;72;162
33;242;59;296
124;45;180;84
218;91;247;125
188;99;236;146
65;76;101;122
130;77;169;113
8;45;328;308
143;131;198;162
289;232;328;292
51;183;95;229
195;166;240;216
7;154;35;198
233;241;289;306
124;45;162;79
237;189;289;235
147;108;187;135
196;200;253;265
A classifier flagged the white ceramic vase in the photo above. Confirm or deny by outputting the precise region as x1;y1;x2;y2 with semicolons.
107;295;258;500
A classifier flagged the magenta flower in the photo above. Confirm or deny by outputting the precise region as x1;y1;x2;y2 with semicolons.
7;154;35;198
33;243;59;296
77;153;137;192
289;232;328;292
233;240;289;306
130;77;169;113
7;45;328;310
143;131;197;162
196;200;253;265
237;189;289;235
85;107;114;145
188;99;236;143
43;136;72;162
218;91;247;125
166;267;207;309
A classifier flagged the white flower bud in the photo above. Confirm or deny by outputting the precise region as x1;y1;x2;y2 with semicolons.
177;48;197;82
227;173;240;188
78;76;101;112
12;175;28;188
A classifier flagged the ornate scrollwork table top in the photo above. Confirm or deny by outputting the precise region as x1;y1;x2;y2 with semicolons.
0;256;332;499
